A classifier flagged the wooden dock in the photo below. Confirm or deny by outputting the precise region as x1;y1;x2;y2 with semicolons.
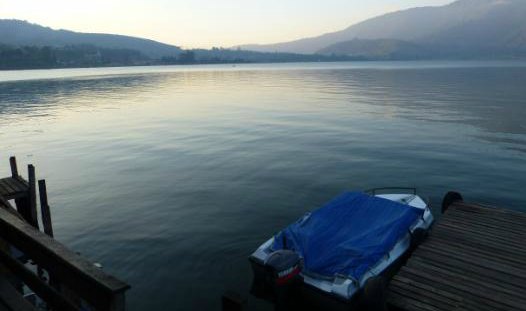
0;177;28;200
0;157;130;311
386;193;526;311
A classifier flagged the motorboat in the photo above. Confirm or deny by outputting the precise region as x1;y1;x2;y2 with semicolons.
249;188;434;310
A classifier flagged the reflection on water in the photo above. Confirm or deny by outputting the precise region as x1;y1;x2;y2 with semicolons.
1;62;525;311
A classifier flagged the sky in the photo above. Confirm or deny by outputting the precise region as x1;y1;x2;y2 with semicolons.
1;0;454;49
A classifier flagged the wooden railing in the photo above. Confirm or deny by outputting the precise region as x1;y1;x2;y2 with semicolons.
0;157;130;310
0;200;130;311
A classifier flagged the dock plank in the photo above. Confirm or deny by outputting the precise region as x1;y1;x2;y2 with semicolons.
0;206;130;311
424;237;526;265
0;279;36;311
0;183;11;197
417;242;526;271
410;253;526;288
428;229;526;258
387;201;526;311
440;213;526;233
0;180;16;195
0;177;29;200
405;260;526;300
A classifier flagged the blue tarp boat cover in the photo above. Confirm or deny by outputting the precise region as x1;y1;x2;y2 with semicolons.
272;192;424;281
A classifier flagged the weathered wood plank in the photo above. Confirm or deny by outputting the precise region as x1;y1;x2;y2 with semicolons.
4;178;26;193
447;207;526;227
440;215;526;236
387;291;446;311
389;286;458;311
0;249;79;311
445;204;526;222
432;225;525;250
2;180;26;200
389;276;505;311
418;241;526;271
398;267;526;310
391;275;463;302
0;206;130;311
455;201;526;219
0;180;17;195
440;221;526;239
394;270;513;311
428;229;526;258
389;280;461;310
440;214;526;237
406;259;526;300
423;237;526;268
0;181;11;196
0;278;36;311
445;210;526;228
416;242;526;279
387;200;526;311
410;253;526;289
0;178;29;200
413;250;526;286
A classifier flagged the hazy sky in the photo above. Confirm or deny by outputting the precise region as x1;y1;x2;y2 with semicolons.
1;0;454;48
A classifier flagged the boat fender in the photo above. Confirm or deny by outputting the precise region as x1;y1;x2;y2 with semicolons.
264;250;301;285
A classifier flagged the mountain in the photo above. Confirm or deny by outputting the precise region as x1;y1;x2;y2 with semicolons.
0;20;354;70
318;39;429;60
0;19;182;59
421;0;526;57
3;0;526;69
239;0;526;58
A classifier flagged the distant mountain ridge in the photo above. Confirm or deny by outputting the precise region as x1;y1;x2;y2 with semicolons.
0;20;353;70
0;19;182;59
2;0;526;68
318;39;429;60
239;0;526;59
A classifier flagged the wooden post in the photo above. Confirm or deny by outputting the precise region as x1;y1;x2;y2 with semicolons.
38;179;59;291
9;156;19;178
15;197;30;222
27;165;39;229
13;157;30;222
38;180;53;238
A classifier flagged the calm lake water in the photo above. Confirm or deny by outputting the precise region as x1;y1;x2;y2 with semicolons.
1;61;526;310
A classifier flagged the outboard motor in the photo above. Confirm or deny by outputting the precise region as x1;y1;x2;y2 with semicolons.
264;250;301;310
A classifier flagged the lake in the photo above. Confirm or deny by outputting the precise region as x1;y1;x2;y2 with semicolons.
1;61;526;310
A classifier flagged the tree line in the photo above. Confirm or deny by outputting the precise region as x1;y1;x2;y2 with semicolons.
0;44;355;70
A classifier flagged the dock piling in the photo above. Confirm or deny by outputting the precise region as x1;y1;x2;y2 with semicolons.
9;156;18;178
38;180;54;238
1;157;130;310
27;164;39;229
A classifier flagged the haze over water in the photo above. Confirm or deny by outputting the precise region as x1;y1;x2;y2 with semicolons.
1;61;525;310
